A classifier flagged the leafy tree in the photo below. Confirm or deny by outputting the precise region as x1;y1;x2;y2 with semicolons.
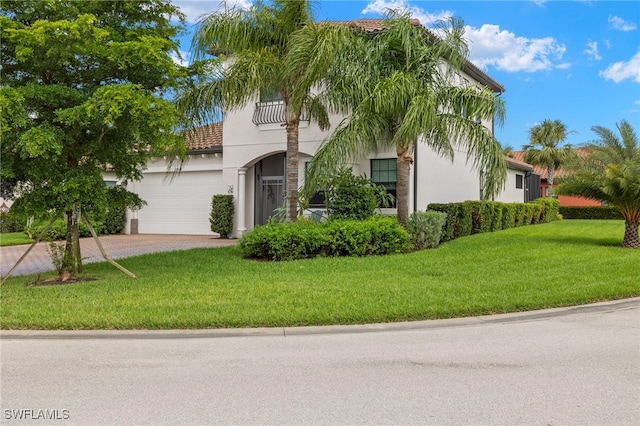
178;0;350;223
0;1;187;279
304;13;507;226
557;120;640;248
523;119;575;196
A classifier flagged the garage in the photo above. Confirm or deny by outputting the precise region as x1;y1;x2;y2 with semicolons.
133;170;225;235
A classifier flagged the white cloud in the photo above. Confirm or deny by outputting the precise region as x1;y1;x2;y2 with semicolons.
170;50;190;67
584;41;601;60
174;1;252;23
608;15;637;32
556;62;572;70
362;0;452;26
532;0;547;6
600;50;640;83
463;24;566;72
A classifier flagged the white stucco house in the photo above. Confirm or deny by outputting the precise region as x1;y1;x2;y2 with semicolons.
108;19;534;236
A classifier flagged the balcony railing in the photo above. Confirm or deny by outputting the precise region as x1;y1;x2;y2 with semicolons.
252;101;309;125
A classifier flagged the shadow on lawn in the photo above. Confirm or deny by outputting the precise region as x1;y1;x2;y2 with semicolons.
542;234;623;248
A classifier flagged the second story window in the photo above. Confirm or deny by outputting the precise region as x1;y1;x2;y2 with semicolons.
260;90;283;103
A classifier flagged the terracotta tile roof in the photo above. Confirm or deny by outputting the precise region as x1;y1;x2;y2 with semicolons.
321;18;504;93
510;148;591;180
184;122;223;151
510;151;546;178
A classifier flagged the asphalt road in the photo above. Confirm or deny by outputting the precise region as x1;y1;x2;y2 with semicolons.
1;298;639;425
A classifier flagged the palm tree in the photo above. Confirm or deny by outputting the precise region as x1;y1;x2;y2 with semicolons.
303;14;506;225
557;120;640;248
179;0;349;221
523;119;575;197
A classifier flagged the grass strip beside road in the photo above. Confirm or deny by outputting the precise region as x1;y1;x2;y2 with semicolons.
1;220;638;329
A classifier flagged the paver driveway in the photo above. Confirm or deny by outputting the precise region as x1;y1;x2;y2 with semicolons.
0;234;237;277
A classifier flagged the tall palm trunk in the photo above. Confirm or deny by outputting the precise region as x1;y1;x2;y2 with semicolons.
547;165;555;196
622;220;640;248
396;143;414;226
285;122;300;222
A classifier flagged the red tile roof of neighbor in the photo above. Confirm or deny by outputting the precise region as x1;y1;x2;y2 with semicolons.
510;151;547;178
510;148;591;180
184;122;223;151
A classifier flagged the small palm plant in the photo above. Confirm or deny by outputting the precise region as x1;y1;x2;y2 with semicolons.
557;120;640;248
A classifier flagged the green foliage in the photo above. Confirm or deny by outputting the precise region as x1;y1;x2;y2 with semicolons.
0;1;187;275
530;198;560;223
501;204;516;229
239;216;411;261
559;206;623;220
407;211;448;250
557;120;639;247
323;168;390;221
523;119;575;191
25;218;99;241
210;195;235;238
103;185;147;235
0;211;26;233
428;199;559;243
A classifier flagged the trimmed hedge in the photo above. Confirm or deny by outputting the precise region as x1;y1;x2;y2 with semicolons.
559;206;623;220
428;198;559;243
239;216;412;261
210;194;234;238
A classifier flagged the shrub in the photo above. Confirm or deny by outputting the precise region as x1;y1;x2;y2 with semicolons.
103;186;147;235
324;168;389;221
24;218;100;241
531;198;560;223
407;211;447;250
0;211;26;233
210;194;234;238
559;206;623;220
501;204;516;229
239;216;411;261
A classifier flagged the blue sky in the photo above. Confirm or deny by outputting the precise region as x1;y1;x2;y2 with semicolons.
172;1;640;150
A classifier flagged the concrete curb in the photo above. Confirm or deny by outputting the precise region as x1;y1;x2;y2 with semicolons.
2;297;638;340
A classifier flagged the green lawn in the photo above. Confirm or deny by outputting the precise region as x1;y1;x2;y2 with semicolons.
1;220;638;330
0;232;33;247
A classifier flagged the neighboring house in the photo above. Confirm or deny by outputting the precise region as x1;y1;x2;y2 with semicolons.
510;150;601;207
113;19;530;236
497;157;539;203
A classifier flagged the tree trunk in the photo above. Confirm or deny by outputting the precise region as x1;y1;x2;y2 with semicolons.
622;220;640;248
285;122;300;222
73;204;83;273
396;143;414;226
547;165;555;197
62;209;78;280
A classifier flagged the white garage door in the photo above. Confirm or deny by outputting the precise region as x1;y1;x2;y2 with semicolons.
135;170;225;235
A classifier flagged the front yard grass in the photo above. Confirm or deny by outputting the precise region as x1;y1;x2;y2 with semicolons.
0;232;33;247
1;220;638;329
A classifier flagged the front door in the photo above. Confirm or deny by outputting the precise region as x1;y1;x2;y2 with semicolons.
259;176;284;224
255;153;286;225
